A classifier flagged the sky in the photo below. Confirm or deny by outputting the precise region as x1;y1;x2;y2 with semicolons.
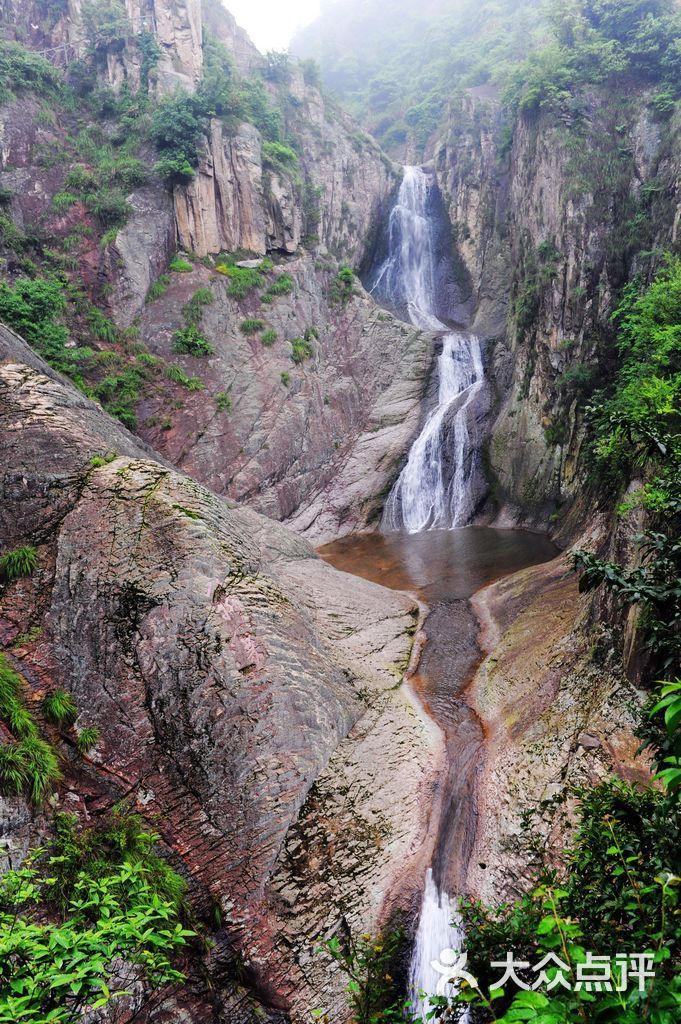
223;0;322;53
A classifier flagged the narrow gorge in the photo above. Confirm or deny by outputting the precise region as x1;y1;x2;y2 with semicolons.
0;1;679;1023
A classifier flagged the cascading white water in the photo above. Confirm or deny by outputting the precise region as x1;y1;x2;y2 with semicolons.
374;166;486;533
371;167;485;1015
409;869;467;1020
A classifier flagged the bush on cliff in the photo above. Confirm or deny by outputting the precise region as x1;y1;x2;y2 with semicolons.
0;809;194;1023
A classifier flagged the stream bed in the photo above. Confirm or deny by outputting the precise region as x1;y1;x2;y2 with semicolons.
319;526;558;1012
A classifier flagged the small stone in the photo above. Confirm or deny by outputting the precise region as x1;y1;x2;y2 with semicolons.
235;258;264;269
577;732;601;749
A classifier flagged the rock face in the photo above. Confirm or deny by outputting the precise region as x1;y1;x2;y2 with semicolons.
173;121;270;257
201;0;262;75
105;184;177;328
172;67;397;263
5;0;203;95
436;88;681;530
0;332;439;1021
137;254;433;540
467;532;649;904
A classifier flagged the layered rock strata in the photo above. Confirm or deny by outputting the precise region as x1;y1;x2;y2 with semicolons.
0;330;439;1020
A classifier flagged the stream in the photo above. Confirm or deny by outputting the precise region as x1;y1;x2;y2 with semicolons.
320;165;558;1017
320;528;557;1015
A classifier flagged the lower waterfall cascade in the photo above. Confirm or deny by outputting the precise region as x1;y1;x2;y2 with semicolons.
373;165;488;533
409;869;467;1019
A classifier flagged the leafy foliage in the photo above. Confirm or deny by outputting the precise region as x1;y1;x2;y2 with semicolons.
240;318;264;335
0;41;63;104
573;257;681;670
290;336;314;363
169;255;193;272
262;141;299;176
261;272;294;302
317;929;413;1023
172;288;214;357
172;325;214;358
215;390;232;413
146;273;171;302
0;810;193;1023
330;266;357;305
588;256;681;488
293;0;546;154
75;726;101;756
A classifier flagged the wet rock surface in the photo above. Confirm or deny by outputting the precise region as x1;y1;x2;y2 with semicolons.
467;543;649;904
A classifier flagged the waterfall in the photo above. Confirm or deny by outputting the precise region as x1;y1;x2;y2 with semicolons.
409;869;467;1020
374;166;487;533
370;168;484;1014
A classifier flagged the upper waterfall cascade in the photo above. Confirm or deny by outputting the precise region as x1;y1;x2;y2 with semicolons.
374;166;487;533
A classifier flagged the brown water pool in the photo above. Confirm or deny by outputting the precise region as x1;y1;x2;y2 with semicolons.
318;526;559;891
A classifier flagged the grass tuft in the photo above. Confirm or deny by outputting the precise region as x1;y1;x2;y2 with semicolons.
0;546;38;582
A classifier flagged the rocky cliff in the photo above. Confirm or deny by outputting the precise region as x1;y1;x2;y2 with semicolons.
436;86;681;534
0;326;439;1021
0;0;423;537
3;0;203;95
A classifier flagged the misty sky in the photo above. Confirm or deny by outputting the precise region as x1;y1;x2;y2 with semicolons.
224;0;321;52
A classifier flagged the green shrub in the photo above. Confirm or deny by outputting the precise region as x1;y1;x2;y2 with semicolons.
166;364;204;390
280;370;290;387
0;546;38;581
261;328;277;346
557;362;596;396
87;307;118;343
183;287;213;324
0;211;26;251
290;336;313;363
240;318;264;335
0;277;69;367
216;391;232;413
262;50;291;84
261;273;294;302
0;654;61;803
170;255;193;272
107;155;147;190
64;166;96;195
90;451;117;468
173;325;214;357
319;929;410;1024
329;265;356;305
153;153;196;184
84;188;131;229
43;689;77;728
0;41;63;104
216;262;265;298
0;808;193;1022
51;191;78;214
92;362;154;430
262;140;299;175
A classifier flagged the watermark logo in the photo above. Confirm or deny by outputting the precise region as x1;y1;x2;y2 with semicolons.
431;949;477;995
432;950;656;997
